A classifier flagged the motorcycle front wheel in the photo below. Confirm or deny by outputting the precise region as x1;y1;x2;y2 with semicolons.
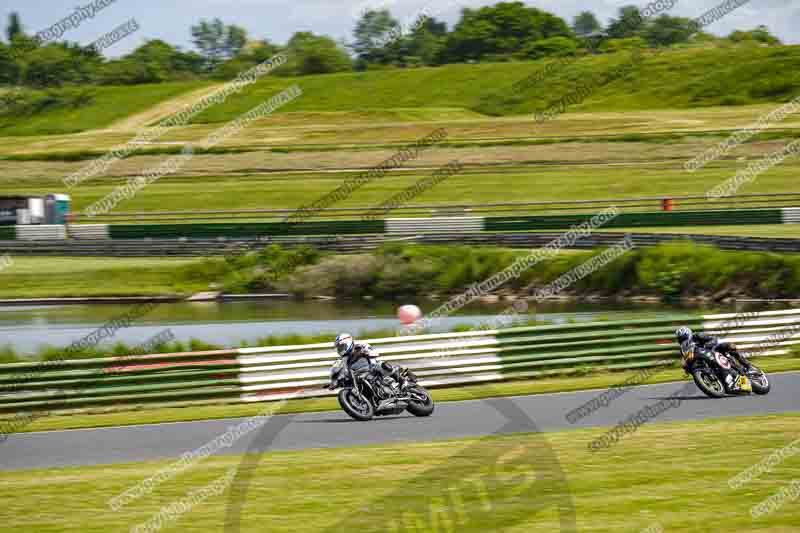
692;369;726;398
749;368;771;395
406;386;435;417
338;389;375;421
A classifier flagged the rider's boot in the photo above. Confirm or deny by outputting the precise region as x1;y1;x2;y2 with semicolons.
726;373;752;393
395;369;406;391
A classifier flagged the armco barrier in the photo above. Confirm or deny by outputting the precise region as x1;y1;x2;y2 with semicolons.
1;207;797;242
5;232;800;257
100;208;793;239
14;224;66;241
385;217;484;234
485;208;784;232
108;219;386;240
68;224;110;240
0;310;798;414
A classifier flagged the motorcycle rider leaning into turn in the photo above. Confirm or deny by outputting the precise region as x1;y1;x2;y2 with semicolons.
330;333;406;390
676;326;754;389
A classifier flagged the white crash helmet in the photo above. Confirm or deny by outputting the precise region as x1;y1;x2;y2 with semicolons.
335;333;354;357
676;326;693;343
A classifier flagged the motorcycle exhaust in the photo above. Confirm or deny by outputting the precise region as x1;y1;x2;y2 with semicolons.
376;399;409;414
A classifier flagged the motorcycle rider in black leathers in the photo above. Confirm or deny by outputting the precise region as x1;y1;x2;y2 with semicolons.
676;326;754;389
333;333;406;389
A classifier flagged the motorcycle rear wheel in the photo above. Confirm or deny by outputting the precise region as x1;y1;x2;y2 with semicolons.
692;369;726;398
338;389;375;421
406;386;435;417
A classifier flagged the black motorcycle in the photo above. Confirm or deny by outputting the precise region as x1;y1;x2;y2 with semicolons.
327;358;435;421
681;341;770;398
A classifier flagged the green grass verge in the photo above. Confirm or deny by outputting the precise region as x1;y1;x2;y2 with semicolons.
0;257;208;298
0;245;548;299
604;225;800;239
0;326;415;364
2;413;799;532
8;358;799;434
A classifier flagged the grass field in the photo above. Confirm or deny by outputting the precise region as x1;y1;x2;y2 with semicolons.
2;413;798;532
2;156;799;215
2;96;799;221
2;96;798;215
0;257;208;298
8;361;799;434
2;103;800;158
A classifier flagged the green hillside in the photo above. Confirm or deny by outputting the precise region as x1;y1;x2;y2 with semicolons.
193;45;800;123
1;45;798;137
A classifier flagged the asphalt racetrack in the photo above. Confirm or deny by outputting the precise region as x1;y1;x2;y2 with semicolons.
2;373;799;471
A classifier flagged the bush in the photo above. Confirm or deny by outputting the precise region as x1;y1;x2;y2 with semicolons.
521;37;578;60
277;32;353;77
482;54;515;63
0;345;19;364
719;95;750;106
176;244;322;294
599;37;647;53
22;45;97;87
636;242;699;296
289;255;381;297
95;59;169;85
175;242;800;302
212;58;257;80
748;76;799;99
0;87;96;118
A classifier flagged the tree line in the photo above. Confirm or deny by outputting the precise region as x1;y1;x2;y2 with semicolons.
0;2;783;88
